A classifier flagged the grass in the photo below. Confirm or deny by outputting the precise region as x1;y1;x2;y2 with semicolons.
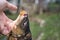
0;13;60;40
30;21;41;39
39;13;60;40
29;13;60;40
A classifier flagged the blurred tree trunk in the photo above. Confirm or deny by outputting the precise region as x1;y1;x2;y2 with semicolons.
23;0;35;5
17;0;20;14
36;0;44;14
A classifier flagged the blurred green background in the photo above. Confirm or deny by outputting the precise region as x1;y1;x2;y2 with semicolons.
6;12;60;40
0;0;60;40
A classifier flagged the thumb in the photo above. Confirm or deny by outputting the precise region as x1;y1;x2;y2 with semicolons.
9;22;17;29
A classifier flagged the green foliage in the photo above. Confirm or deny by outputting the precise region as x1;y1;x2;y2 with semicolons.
6;14;18;20
48;3;60;12
56;0;60;4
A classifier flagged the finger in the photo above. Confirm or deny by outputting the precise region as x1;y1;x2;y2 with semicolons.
14;25;17;29
7;2;17;11
0;0;7;10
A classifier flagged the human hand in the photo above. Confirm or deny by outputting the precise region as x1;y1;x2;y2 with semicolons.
0;0;17;11
1;21;17;35
0;0;17;35
9;22;17;30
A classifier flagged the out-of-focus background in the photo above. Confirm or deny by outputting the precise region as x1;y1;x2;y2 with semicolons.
0;0;60;40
